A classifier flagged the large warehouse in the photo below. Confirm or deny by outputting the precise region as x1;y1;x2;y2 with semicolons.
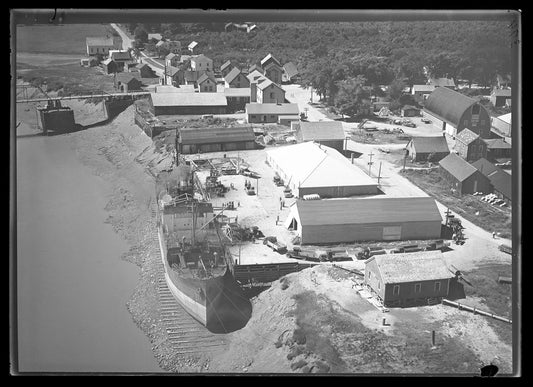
176;126;256;154
151;92;228;115
423;87;491;138
266;142;378;198
284;196;442;244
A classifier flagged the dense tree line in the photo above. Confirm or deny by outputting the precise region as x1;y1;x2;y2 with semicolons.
127;21;512;114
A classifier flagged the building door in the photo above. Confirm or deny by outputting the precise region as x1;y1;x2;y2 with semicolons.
383;226;402;240
473;179;478;193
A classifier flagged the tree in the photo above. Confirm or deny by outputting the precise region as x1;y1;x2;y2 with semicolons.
134;26;148;43
387;79;406;101
333;75;369;117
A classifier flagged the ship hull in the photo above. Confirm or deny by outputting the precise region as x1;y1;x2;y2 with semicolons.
158;226;252;333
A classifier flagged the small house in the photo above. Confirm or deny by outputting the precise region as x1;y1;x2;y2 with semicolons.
164;66;184;86
252;79;285;104
114;73;142;93
220;60;234;77
188;41;198;53
454;128;487;162
490;88;511;108
411;85;436;102
438;153;492;195
364;252;453;307
471;158;512;204
101;58;118;74
197;73;217;93
401;105;420;117
405;136;450;162
248;64;264;75
132;63;156;78
165;52;180;68
191;54;213;72
260;53;283;85
282;62;299;83
224;67;250;89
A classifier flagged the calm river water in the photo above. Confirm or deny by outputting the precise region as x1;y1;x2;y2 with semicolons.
16;134;162;373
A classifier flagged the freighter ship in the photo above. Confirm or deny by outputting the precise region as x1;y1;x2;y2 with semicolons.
156;163;252;333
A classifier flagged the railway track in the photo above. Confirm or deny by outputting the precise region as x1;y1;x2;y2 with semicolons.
149;207;227;356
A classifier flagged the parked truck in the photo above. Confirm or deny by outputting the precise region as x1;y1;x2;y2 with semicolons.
263;236;287;254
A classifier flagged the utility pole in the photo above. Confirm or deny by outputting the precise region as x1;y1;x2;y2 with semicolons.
377;162;382;185
367;151;374;176
256;178;258;195
403;151;407;172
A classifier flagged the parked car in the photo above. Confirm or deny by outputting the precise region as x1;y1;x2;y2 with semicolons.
421;118;432;124
403;122;417;128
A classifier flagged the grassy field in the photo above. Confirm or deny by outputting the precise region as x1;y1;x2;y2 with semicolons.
17;63;116;96
401;168;512;238
16;23;119;54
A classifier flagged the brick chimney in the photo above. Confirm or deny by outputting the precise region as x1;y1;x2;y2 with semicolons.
250;82;257;103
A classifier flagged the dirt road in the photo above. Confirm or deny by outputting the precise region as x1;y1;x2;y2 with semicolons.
110;23;164;77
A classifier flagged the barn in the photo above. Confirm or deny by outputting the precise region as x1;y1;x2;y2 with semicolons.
423;87;491;138
151;92;228;115
266;142;378;199
176;126;256;154
296;121;346;153
364;251;453;307
284;196;443;245
438;153;492;195
405;136;450;162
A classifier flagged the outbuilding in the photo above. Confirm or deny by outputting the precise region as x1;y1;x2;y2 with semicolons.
224;67;250;88
245;103;299;123
284;196;442;244
151;92;228;115
491;113;512;141
471;158;512;204
282;62;299;83
101;58;118;74
224;88;251;112
490;88;511;108
266;141;379;199
482;138;512;162
176;126;256;154
423;86;491;138
401;105;420;117
411;84;436;102
405;136;450;162
364;251;453;307
296;121;346;153
114;73;142;92
220;60;234;77
438;153;492;195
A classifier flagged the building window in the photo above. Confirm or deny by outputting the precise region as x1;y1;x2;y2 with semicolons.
472;104;480;115
270;92;275;99
393;285;400;295
434;282;441;292
368;271;371;280
251;115;256;119
415;283;422;293
377;281;381;290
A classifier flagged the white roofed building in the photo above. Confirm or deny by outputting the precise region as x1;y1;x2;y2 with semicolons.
266;141;379;199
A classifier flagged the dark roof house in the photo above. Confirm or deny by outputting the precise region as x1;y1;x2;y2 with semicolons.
438;153;492;194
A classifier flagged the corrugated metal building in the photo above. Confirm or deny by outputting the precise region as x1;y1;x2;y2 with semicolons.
364;251;452;307
405;136;450;162
438;153;492;195
423;87;491;138
151;92;227;115
176;126;256;154
267;142;378;199
284;196;442;244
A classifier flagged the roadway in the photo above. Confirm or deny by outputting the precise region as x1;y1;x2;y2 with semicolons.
110;23;165;77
